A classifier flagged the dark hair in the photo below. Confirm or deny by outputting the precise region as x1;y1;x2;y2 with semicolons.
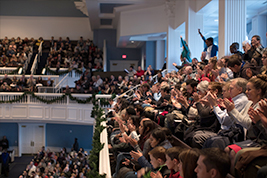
149;146;166;162
248;74;267;97
144;111;155;120
142;83;150;90
179;149;200;178
252;35;261;42
126;107;136;116
135;104;144;116
161;127;175;146
186;79;198;88
138;119;155;153
230;42;239;50
227;54;242;68
200;148;231;177
140;119;155;138
151;128;166;145
129;115;140;130
206;37;213;43
120;98;129;111
161;85;170;93
166;146;184;160
209;82;222;95
221;56;230;63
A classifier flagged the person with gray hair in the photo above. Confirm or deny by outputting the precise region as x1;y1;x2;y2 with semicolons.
207;78;249;130
201;78;251;149
184;65;196;81
197;80;209;94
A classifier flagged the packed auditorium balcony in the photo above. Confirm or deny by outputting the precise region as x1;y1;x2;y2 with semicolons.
1;0;267;177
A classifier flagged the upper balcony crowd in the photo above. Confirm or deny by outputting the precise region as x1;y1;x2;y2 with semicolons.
0;36;32;67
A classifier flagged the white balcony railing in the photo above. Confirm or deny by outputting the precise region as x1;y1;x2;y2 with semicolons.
0;92;111;125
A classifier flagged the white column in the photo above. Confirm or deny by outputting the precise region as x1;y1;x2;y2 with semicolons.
167;20;180;71
218;0;246;58
141;46;145;70
156;40;165;70
165;0;180;71
186;7;203;60
248;15;267;47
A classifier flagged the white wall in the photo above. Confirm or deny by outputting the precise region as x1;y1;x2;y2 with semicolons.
119;5;168;37
248;15;267;47
0;16;93;40
0;103;95;125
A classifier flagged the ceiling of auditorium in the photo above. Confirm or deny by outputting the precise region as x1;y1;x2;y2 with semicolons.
0;0;266;47
82;0;267;47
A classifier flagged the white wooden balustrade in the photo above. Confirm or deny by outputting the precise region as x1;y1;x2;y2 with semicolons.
0;93;111;125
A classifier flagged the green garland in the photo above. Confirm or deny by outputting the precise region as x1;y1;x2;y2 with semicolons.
86;94;111;178
45;66;83;75
87;104;106;178
0;66;22;75
0;91;114;105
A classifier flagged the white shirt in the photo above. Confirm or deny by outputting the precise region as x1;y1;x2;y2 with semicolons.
206;45;212;60
213;93;249;130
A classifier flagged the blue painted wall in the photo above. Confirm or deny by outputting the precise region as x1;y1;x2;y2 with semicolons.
0;123;93;149
46;124;93;150
145;41;156;69
93;29;142;71
0;123;18;147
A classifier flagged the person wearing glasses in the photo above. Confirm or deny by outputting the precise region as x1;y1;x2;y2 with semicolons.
244;35;264;66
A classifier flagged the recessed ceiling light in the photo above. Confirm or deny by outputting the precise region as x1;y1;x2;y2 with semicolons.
214;19;218;22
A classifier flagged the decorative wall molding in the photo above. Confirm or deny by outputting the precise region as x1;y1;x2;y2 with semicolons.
0;104;95;125
164;0;176;18
74;0;88;17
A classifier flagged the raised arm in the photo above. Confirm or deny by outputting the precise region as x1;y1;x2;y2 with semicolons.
180;36;190;53
198;29;206;42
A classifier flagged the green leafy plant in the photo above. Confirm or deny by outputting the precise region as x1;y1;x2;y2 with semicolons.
87;95;110;178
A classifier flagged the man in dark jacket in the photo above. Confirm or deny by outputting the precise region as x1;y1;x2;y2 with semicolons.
0;149;11;177
73;138;79;152
0;136;9;150
227;54;260;80
243;35;264;66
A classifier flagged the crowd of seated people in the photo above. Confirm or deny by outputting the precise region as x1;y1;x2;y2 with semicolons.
105;33;267;178
19;147;90;178
0;36;35;67
62;65;158;94
47;36;103;72
0;74;54;92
